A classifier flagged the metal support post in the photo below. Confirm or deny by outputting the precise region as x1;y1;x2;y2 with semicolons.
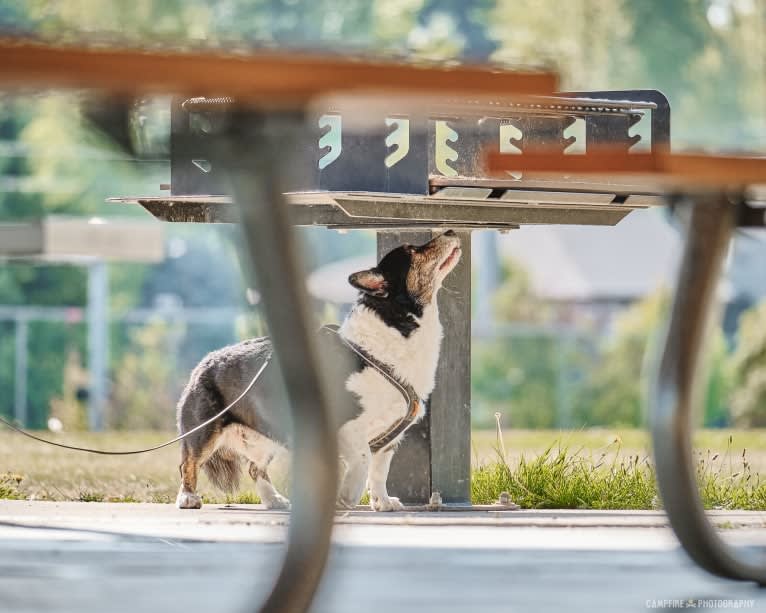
87;260;108;432
378;230;472;505
14;316;28;426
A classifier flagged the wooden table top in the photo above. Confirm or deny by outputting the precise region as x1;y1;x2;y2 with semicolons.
0;38;556;105
486;150;766;188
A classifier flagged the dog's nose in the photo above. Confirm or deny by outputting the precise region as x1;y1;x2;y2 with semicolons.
443;230;456;237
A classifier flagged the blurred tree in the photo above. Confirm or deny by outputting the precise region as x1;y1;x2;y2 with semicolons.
0;321;14;420
729;300;766;427
573;291;668;427
109;320;180;430
573;289;730;427
48;349;89;431
491;256;550;323
472;335;559;428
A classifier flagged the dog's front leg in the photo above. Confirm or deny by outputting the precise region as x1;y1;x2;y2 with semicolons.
368;448;404;512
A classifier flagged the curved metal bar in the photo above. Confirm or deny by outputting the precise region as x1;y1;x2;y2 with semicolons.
650;192;766;585
214;112;338;613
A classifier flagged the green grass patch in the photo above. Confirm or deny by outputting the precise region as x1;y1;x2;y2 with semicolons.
78;490;105;502
472;436;766;510
472;442;657;509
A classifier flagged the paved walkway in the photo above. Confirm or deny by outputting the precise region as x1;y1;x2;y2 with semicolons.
0;501;764;612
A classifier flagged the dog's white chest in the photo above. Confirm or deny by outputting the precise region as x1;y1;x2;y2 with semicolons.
340;304;442;440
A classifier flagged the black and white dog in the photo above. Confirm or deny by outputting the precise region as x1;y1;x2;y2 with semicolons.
175;230;462;511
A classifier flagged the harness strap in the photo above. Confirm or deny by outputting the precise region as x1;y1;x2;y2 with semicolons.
320;324;423;453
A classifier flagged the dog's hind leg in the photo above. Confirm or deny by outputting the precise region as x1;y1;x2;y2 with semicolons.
247;461;290;510
176;435;219;509
177;442;204;509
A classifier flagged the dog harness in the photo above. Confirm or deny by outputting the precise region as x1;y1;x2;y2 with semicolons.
320;324;424;453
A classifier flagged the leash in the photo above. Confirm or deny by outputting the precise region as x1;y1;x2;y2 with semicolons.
320;324;423;453
0;352;272;455
1;327;421;456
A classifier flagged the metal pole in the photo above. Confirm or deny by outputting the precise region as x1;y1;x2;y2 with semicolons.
555;330;572;428
87;260;108;431
14;316;28;426
377;229;473;505
474;230;499;330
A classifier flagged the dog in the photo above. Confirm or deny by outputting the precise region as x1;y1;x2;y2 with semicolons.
175;230;462;511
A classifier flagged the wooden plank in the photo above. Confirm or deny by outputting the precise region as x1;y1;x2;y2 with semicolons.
486;150;766;187
0;39;556;103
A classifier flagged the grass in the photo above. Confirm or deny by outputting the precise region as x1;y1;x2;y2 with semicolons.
473;439;766;510
472;442;657;509
0;429;765;510
0;473;24;500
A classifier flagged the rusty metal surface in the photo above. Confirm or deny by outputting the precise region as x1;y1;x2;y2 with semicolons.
110;190;639;227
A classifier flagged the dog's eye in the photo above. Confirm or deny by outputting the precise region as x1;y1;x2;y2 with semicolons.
404;245;415;254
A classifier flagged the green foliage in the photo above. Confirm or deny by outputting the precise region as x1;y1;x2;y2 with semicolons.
25;321;86;429
573;291;731;428
492;257;550;323
109;321;181;431
573;291;668;427
729;300;766;427
489;0;766;149
0;322;15;420
472;335;559;429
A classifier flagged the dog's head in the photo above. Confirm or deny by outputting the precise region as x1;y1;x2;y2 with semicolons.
348;231;462;334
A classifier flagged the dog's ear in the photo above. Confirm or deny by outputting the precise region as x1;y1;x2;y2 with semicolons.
349;269;388;297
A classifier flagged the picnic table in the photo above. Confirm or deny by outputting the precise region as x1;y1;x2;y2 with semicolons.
2;38;765;613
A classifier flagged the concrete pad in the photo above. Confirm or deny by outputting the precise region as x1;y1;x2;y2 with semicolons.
0;501;764;612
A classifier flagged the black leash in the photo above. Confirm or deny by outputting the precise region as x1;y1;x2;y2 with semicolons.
0;353;272;455
320;324;423;453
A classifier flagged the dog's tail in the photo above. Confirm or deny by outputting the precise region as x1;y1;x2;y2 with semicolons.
203;448;241;493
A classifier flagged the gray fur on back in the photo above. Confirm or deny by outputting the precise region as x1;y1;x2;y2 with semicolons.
176;332;364;493
176;337;289;492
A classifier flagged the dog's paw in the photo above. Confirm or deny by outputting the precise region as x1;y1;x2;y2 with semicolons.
336;496;357;510
370;494;404;512
176;492;203;509
263;494;291;511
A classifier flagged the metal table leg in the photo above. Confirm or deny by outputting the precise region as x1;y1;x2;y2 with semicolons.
650;192;766;585
214;112;338;613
